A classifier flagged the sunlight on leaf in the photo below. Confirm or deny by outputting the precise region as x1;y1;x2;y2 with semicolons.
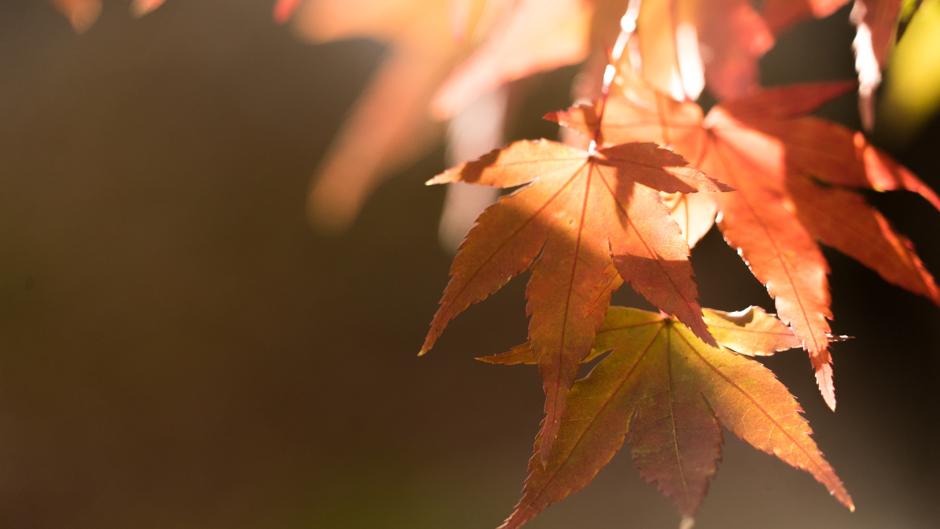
549;78;940;409
492;306;852;529
422;138;728;461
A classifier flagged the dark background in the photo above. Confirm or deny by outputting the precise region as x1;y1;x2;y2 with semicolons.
0;2;937;528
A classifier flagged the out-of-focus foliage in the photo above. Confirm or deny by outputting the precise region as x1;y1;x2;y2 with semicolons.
631;0;774;101
292;0;913;236
44;2;940;527
763;0;905;129
881;0;940;141
292;0;593;233
52;0;165;32
257;0;922;251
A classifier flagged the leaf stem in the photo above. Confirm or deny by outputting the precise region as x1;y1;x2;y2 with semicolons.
589;0;641;152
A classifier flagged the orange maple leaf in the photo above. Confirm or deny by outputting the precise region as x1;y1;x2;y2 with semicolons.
548;79;940;410
482;305;853;528
420;139;729;460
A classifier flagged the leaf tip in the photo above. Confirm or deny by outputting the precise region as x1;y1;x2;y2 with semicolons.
60;1;101;33
130;0;165;18
495;511;527;529
815;363;837;411
833;486;856;512
272;0;300;24
696;325;719;348
425;174;449;186
714;180;735;193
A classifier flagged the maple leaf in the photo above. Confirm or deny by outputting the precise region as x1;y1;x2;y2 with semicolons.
53;0;165;32
421;139;729;460
548;80;940;410
483;305;853;528
762;0;904;128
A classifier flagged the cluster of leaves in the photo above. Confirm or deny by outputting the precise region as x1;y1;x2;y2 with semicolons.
289;0;912;232
412;1;939;527
57;0;917;234
54;0;938;526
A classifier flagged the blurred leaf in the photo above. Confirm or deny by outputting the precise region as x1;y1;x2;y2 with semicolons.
762;0;905;128
274;0;301;24
52;0;101;32
295;0;595;231
880;0;940;141
633;0;775;101
52;0;165;32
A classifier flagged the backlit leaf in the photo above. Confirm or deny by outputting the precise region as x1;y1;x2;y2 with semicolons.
421;138;728;459
548;79;940;409
495;306;853;529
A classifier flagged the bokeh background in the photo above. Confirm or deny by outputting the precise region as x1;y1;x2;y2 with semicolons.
0;2;938;528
